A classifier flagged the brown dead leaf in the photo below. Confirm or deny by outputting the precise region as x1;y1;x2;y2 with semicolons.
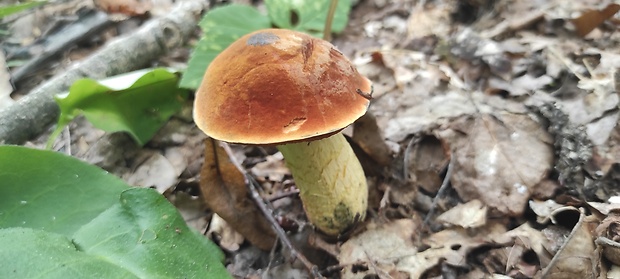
442;113;553;216
426;222;508;265
572;4;620;37
338;219;423;279
406;3;452;40
200;138;276;250
351;111;393;167
124;151;177;193
207;214;245;252
529;200;565;224
491;223;554;270
436;199;487;228
406;135;449;194
94;0;151;16
542;211;598;279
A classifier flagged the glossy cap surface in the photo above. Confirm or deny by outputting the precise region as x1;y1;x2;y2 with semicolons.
194;29;372;144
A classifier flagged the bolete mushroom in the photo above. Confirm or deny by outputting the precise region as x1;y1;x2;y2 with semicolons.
193;29;372;235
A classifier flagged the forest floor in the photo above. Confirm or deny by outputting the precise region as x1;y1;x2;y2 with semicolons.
5;0;620;278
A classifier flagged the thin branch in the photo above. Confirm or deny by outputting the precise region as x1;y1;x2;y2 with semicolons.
0;0;207;144
423;151;455;226
219;142;323;279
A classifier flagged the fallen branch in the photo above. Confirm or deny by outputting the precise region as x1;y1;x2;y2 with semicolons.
11;10;112;84
0;0;207;144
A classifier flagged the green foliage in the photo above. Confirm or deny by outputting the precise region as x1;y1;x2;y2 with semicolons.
0;146;230;279
0;1;46;18
49;68;188;147
179;4;271;89
179;0;352;89
265;0;351;34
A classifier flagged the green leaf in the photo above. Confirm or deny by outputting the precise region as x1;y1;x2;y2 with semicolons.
50;68;188;147
73;188;228;279
0;1;46;18
0;146;231;278
0;146;130;236
0;228;138;279
179;4;271;89
265;0;351;35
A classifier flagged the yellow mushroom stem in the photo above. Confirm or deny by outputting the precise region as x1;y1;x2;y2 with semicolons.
277;133;368;235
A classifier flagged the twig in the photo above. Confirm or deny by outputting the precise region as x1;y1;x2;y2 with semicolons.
219;142;323;279
422;151;455;226
0;0;207;144
323;0;339;41
11;10;112;84
267;188;300;202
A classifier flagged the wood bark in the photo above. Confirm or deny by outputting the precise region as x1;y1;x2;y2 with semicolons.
0;0;207;144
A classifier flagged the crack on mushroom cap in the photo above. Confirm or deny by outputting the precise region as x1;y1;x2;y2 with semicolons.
283;117;308;134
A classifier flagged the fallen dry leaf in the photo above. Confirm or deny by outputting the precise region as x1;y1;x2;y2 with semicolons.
406;135;449;194
529;199;565;224
94;0;151;16
124;151;177;193
542;211;598;279
442;113;553;216
351;111;393;167
492;223;554;271
200;138;276;250
436;199;487;228
572;3;620;37
207;214;245;252
339;219;422;279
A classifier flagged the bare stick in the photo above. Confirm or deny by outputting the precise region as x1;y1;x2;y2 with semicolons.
423;152;455;226
219;142;323;279
0;0;207;144
323;0;339;41
11;10;111;84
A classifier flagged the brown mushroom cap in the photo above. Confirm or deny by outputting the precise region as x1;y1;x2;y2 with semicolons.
193;29;372;145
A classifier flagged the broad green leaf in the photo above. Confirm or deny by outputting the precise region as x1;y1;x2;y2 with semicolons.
50;68;188;147
265;0;351;35
0;146;231;278
73;188;228;279
0;145;130;236
0;228;138;279
179;4;271;89
0;1;46;18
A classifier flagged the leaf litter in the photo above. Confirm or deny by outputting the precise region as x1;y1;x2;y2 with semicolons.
16;0;620;277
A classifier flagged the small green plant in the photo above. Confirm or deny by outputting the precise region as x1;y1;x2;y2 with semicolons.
0;0;46;19
0;146;230;278
48;68;188;148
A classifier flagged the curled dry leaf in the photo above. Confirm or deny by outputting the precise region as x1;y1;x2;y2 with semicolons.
94;0;152;16
436;199;487;229
571;3;620;37
529;199;565;224
492;223;554;270
199;138;276;250
207;214;245;252
406;135;449;194
338;219;424;279
542;211;598;279
351;111;393;167
595;208;620;266
441;113;553;216
123;151;177;193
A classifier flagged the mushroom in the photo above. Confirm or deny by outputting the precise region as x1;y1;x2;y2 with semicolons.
193;29;372;235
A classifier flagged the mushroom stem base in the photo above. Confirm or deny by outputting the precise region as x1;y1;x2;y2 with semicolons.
277;133;368;235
